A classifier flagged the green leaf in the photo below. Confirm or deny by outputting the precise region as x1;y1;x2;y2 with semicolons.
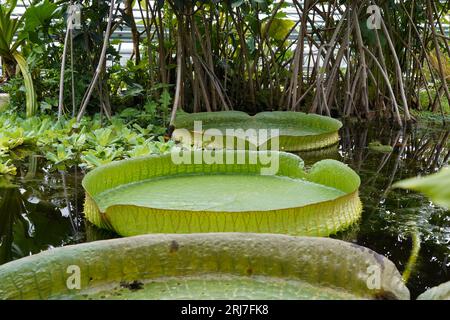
159;89;172;111
265;18;295;41
368;141;394;153
23;0;57;32
45;144;74;165
12;52;37;117
0;233;409;300
231;0;244;8
0;159;16;175
173;111;343;152
418;281;450;300
144;100;158;115
123;83;144;98
89;128;119;147
82;151;361;237
393;167;450;209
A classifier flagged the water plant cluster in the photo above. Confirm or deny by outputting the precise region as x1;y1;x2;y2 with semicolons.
0;110;174;175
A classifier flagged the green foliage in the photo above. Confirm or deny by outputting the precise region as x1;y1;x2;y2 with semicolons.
0;0;23;60
393;168;450;209
418;88;450;114
368;141;394;153
0;111;174;174
82;151;361;237
45;144;74;167
0;1;37;117
264;18;295;42
2;0;450;119
22;0;58;34
0;159;16;176
0;233;410;300
418;281;450;300
173;111;342;151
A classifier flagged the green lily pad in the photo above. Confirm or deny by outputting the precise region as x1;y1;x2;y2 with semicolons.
0;233;410;300
417;281;450;300
393;167;450;209
82;151;362;237
368;141;394;153
173;111;342;151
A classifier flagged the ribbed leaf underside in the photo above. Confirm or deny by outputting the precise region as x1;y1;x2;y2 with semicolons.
83;151;362;237
173;111;343;151
0;233;410;300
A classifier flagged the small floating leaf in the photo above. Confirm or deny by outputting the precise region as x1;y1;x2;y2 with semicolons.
368;141;394;153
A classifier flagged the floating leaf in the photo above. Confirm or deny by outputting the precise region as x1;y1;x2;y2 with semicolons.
369;141;394;153
173;111;342;152
82;151;361;237
0;233;409;300
417;281;450;300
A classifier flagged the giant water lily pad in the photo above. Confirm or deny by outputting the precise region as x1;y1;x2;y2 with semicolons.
82;151;362;237
0;233;410;300
173;111;342;151
417;281;450;300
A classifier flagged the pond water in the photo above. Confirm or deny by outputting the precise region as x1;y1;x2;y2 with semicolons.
0;121;448;299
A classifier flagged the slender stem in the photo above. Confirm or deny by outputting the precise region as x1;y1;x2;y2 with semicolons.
76;0;116;122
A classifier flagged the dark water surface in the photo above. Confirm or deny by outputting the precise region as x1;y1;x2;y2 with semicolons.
0;121;448;299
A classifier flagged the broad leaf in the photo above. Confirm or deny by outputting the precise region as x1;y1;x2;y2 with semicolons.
417;281;450;300
231;0;244;8
82;151;361;237
0;233;409;300
265;18;295;41
173;111;343;152
393;167;450;209
23;0;57;32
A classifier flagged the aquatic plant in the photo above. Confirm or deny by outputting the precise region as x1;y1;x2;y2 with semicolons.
0;160;16;176
82;150;361;237
173;111;343;151
0;233;409;300
418;281;450;300
45;144;75;167
0;112;174;172
368;141;394;153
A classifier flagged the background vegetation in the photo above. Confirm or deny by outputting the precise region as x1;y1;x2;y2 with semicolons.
0;0;449;172
1;1;449;120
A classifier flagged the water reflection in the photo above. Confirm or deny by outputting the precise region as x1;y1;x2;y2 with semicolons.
0;156;85;265
336;122;449;298
0;121;448;298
